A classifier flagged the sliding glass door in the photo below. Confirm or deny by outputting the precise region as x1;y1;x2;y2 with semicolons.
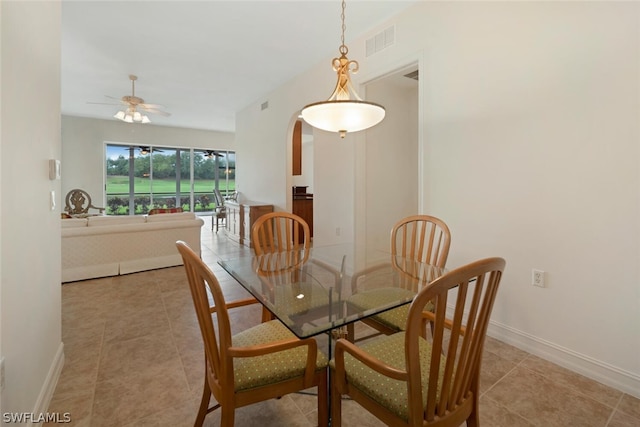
105;144;235;215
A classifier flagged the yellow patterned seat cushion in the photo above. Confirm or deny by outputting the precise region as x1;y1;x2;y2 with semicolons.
332;332;444;421
348;288;414;331
348;289;435;332
231;320;328;391
273;282;329;317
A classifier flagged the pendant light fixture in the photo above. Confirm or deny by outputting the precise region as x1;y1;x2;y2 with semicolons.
301;0;385;138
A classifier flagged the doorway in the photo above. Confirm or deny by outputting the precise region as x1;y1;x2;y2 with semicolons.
362;64;420;258
290;119;314;238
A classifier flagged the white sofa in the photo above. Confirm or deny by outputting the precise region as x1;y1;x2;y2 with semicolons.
61;212;204;283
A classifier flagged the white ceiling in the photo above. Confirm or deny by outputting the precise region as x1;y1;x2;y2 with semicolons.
61;1;416;133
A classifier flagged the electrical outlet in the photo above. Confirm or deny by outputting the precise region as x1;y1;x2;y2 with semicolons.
532;269;545;287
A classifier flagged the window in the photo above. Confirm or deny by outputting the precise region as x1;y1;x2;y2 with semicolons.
105;144;235;215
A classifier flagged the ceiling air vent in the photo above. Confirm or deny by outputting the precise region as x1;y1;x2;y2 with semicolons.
366;26;395;57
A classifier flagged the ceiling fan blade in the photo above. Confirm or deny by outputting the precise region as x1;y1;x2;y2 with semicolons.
141;107;171;117
105;95;128;104
139;102;165;109
87;101;121;106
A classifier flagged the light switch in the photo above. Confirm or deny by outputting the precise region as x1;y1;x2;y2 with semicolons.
49;159;61;180
50;190;56;211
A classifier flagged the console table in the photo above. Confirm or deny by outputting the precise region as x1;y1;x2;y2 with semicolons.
225;201;273;248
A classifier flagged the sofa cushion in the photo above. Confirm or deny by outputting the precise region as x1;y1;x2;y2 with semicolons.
87;215;146;226
61;218;88;228
145;212;196;223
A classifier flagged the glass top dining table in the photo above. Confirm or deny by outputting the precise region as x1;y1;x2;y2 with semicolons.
218;244;446;339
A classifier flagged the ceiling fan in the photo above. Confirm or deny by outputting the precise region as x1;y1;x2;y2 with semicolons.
89;75;171;123
197;150;223;159
123;146;164;155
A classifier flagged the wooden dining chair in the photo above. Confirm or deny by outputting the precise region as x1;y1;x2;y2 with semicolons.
251;212;312;321
252;212;311;265
211;189;227;232
175;241;328;427
347;215;451;341
332;257;506;427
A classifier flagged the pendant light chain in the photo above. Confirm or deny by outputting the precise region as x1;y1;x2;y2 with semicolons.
339;0;348;55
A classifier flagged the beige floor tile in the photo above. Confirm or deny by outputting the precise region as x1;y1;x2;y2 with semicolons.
96;331;181;382
50;355;99;403
288;387;322;417
485;366;613;427
91;360;192;427
171;323;204;359
519;355;622;408
337;398;386;426
197;394;314;426
162;290;201;331
608;408;640;427
179;348;206;392
479;349;519;393
120;393;200;427
45;389;94;426
483;335;530;364
617;393;640;420
102;304;172;343
478;395;535;427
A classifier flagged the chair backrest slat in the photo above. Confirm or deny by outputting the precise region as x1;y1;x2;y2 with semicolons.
391;216;451;292
391;215;451;269
252;212;310;269
404;257;505;424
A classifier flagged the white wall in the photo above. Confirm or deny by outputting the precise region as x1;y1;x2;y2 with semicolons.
1;0;64;418
414;1;639;395
235;2;640;396
61;116;235;206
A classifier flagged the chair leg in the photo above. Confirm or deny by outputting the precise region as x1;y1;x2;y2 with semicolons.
195;377;211;427
220;407;235;427
466;380;480;427
317;371;329;427
330;372;342;427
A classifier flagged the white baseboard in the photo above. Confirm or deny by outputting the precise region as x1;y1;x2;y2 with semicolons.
28;342;65;427
487;320;640;399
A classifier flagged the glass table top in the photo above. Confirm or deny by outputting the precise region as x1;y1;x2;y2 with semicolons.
218;245;446;338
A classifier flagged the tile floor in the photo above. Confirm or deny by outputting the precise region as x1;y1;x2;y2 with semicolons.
47;217;640;426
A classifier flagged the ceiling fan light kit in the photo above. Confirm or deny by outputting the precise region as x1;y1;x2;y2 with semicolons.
301;0;385;138
108;74;168;124
114;108;151;124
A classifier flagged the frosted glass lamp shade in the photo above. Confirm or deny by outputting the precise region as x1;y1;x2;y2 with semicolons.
114;109;151;124
301;100;385;135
